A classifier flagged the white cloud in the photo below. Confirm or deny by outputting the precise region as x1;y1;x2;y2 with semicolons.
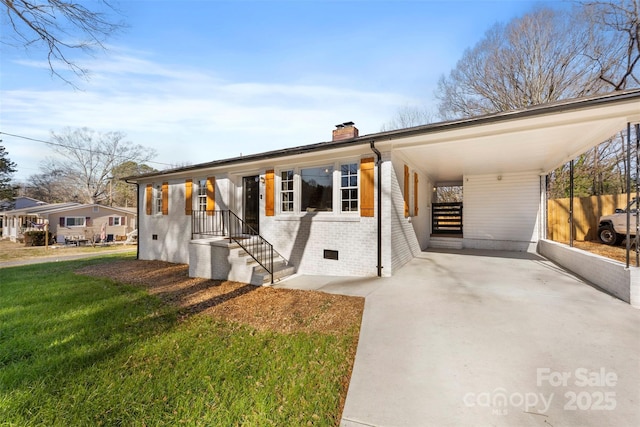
3;50;418;180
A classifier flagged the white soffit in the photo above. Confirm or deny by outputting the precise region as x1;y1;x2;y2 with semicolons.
392;97;640;182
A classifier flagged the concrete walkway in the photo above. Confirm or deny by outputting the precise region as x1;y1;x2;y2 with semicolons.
277;249;640;427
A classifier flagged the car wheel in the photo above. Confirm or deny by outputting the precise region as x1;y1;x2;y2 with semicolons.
598;225;620;245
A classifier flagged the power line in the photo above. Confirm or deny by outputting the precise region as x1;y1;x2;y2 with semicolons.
0;131;174;167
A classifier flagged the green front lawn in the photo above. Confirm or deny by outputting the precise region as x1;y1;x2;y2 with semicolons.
0;256;358;426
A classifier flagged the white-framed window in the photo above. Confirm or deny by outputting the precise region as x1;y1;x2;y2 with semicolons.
65;217;86;227
280;170;294;212
154;183;163;215
112;216;121;226
340;162;358;212
196;178;207;211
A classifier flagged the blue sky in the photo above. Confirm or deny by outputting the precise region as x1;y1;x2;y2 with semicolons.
1;0;564;181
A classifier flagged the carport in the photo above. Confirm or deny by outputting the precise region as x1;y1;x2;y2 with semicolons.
378;89;640;303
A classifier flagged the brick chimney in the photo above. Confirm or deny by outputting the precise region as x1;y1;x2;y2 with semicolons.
332;121;359;141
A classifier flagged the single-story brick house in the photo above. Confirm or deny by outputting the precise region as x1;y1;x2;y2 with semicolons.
126;89;640;293
1;201;137;244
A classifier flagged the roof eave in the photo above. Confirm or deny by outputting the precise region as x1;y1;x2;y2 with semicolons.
123;88;640;182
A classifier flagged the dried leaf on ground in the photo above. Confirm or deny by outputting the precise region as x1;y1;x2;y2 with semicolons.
76;260;364;335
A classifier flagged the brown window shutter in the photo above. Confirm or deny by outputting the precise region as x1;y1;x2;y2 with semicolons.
86;217;92;227
185;179;193;215
404;165;409;217
360;158;375;217
162;182;169;215
121;216;126;225
206;177;216;215
414;173;419;216
109;217;113;226
265;169;274;216
145;184;153;215
59;217;65;226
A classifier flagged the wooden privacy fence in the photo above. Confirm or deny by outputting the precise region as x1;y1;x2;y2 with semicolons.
548;194;630;242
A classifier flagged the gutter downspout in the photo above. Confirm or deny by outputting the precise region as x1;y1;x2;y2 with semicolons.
370;141;383;277
125;179;140;260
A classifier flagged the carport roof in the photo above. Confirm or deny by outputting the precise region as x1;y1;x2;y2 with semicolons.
386;89;640;182
125;89;640;181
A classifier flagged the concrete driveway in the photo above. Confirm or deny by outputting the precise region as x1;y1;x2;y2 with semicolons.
278;249;640;427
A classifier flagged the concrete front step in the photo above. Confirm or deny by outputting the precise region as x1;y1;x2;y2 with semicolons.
429;236;464;250
189;236;296;285
250;264;297;286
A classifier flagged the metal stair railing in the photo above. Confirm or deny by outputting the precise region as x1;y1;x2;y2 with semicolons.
191;210;226;237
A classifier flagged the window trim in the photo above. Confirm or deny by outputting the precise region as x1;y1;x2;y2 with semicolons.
153;183;162;215
280;169;295;213
340;162;359;213
194;178;208;212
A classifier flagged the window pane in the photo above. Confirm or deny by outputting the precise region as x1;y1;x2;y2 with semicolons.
301;166;333;212
340;162;358;212
280;169;294;213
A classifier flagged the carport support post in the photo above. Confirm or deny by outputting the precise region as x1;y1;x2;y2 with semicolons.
626;122;631;268
569;160;574;248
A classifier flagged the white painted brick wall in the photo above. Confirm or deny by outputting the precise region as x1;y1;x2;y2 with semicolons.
138;176;230;264
389;153;423;274
463;172;541;252
262;215;377;277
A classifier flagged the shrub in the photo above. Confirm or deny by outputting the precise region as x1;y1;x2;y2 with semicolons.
23;230;55;246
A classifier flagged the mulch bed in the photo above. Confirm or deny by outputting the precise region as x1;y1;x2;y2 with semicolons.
76;260;364;335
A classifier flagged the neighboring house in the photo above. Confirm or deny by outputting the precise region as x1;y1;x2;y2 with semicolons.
0;197;47;234
1;203;137;244
126;89;640;286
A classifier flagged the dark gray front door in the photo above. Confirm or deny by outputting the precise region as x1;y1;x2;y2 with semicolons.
243;175;259;234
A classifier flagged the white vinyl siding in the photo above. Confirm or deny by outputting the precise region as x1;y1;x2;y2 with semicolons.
463;172;541;249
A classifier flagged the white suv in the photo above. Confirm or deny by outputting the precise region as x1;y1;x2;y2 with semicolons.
598;199;638;245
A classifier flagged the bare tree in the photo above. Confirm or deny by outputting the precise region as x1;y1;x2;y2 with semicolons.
381;104;436;131
23;160;77;202
435;2;639;199
1;0;124;83
581;0;640;90
436;7;606;120
44;128;156;204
